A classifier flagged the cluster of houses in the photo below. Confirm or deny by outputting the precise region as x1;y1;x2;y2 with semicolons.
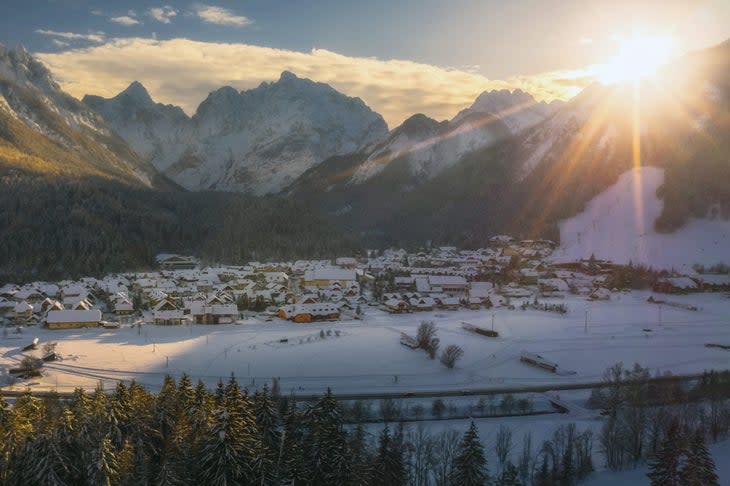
2;243;728;330
0;282;103;329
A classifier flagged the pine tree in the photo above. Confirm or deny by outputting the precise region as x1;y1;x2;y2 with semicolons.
28;431;72;485
280;400;306;484
450;421;489;486
196;405;247;486
647;422;684;486
561;433;574;486
86;435;120;486
109;382;131;449
301;388;351;485
535;454;552;486
253;384;280;484
348;424;373;486
373;425;407;486
680;430;719;486
497;461;522;486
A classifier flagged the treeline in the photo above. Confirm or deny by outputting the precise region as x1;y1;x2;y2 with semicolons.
587;364;728;482
0;374;601;486
0;170;360;282
0;368;727;485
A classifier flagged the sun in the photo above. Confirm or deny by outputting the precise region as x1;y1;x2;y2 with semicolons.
595;33;676;84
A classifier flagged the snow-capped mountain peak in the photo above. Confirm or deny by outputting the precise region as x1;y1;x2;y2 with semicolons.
452;88;558;134
87;70;389;194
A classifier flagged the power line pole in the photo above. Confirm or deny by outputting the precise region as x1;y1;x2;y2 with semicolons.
491;312;495;332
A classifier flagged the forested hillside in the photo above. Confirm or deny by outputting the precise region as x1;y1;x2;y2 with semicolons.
0;168;359;281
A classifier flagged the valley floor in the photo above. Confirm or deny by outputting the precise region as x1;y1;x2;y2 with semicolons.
2;290;728;396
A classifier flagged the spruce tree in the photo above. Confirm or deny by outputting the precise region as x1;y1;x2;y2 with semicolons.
349;424;374;486
450;421;489;486
497;461;522;486
647;422;684;486
196;405;247;485
561;434;574;486
374;425;407;486
302;388;351;485
535;454;551;486
680;430;719;486
86;435;120;486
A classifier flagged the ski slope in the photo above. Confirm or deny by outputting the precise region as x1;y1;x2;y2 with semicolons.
552;167;730;271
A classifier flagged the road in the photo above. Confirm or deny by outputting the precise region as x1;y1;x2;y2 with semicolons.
0;370;713;402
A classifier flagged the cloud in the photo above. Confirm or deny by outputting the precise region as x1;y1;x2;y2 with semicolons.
36;38;592;127
580;37;593;45
149;6;177;24
51;39;70;48
110;16;140;26
35;29;106;44
194;4;252;27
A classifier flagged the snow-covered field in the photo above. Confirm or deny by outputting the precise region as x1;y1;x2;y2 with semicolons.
2;291;729;395
553;166;730;271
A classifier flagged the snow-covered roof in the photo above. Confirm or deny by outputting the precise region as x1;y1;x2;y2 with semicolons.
303;268;357;282
47;309;102;324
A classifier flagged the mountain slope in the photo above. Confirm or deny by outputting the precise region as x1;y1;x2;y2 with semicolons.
0;44;163;187
287;40;730;258
0;46;359;281
85;72;389;194
552;166;730;269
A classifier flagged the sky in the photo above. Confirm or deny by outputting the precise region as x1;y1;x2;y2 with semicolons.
1;0;729;127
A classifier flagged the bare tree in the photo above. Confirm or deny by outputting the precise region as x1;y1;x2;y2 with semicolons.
495;425;513;472
432;399;446;420
380;398;402;423
518;431;533;485
416;320;437;348
417;321;440;359
407;426;436;486
439;344;464;369
431;429;461;486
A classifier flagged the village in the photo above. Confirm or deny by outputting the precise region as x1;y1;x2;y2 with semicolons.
1;236;729;395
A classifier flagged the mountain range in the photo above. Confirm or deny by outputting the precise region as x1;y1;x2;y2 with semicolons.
84;71;388;195
1;40;730;279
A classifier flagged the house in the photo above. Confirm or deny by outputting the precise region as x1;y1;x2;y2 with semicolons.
653;277;699;294
13;301;33;323
335;257;358;268
538;278;570;296
301;268;357;289
158;254;197;270
153;300;186;325
469;282;494;301
186;301;238;324
394;276;415;289
588;288;611;301
69;299;92;311
277;303;340;323
427;275;468;293
384;299;410;313
13;288;43;303
298;294;319;304
697;274;730;292
466;297;483;310
39;298;64;314
409;297;435;311
437;297;460;310
112;294;135;315
46;309;101;329
519;268;540;286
